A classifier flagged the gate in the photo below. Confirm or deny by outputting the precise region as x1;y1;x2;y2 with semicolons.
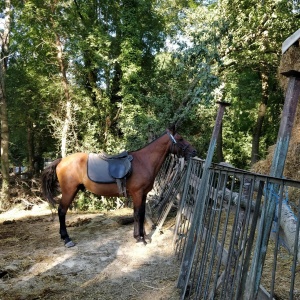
174;158;300;299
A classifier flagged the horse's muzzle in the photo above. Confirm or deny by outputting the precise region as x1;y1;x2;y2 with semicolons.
185;149;197;160
191;149;197;157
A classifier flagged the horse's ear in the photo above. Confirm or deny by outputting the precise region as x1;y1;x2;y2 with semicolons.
168;123;177;134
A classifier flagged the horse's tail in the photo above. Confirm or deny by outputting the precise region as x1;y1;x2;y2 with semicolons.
41;158;62;207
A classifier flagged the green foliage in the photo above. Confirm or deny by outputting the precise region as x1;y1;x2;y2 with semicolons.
4;0;300;187
216;0;300;166
223;129;253;168
74;191;118;211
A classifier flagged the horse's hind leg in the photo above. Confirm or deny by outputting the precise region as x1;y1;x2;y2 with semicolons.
58;205;75;247
58;189;78;248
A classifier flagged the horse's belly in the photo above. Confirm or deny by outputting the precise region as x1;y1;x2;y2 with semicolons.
84;181;121;197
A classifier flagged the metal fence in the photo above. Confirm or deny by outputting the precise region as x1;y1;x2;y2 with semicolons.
172;157;300;300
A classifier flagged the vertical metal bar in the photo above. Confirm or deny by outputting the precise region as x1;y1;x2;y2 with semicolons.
289;196;300;300
244;179;270;300
218;172;236;298
234;176;256;300
177;102;230;298
220;173;240;299
209;170;230;300
270;72;300;178
202;169;223;298
241;179;265;299
229;175;248;300
246;71;300;300
193;170;217;298
269;184;284;299
187;168;213;298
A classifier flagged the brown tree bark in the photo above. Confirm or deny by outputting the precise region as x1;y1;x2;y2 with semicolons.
50;1;73;158
251;69;268;166
0;0;11;209
27;121;34;174
54;32;72;158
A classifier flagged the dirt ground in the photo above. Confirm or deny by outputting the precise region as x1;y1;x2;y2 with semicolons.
0;203;181;300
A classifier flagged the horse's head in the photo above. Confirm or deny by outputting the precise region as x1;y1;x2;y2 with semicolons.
166;128;197;160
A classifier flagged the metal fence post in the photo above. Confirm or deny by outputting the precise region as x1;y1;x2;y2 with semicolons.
177;101;230;298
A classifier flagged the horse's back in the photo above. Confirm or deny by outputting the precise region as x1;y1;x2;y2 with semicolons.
58;152;87;166
56;153;88;181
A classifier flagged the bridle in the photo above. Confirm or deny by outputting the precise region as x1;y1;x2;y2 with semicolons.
166;130;189;157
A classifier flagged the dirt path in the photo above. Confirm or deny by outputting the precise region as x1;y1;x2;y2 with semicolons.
0;204;181;300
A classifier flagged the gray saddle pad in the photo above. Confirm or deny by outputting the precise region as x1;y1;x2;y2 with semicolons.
87;153;132;183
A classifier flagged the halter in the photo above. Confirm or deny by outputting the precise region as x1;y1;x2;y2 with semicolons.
166;130;189;157
167;130;177;144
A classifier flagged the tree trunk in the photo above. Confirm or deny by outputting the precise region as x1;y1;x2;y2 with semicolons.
251;69;268;166
48;1;73;158
54;30;72;157
0;0;11;209
0;79;10;206
27;121;34;174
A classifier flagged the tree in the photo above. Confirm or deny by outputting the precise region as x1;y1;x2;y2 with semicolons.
8;0;167;159
6;0;299;179
50;1;73;157
69;0;166;150
140;2;222;154
0;0;12;209
218;0;300;166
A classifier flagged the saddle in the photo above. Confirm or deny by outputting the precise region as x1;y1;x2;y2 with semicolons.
87;151;133;197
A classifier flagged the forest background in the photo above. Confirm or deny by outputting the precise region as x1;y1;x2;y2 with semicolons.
0;0;299;209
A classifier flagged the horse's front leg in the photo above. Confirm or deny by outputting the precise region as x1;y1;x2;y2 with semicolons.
58;204;75;248
133;194;148;245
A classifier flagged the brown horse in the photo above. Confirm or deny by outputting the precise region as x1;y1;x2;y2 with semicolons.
41;128;196;247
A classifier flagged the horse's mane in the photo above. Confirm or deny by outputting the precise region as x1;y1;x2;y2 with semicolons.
129;131;167;153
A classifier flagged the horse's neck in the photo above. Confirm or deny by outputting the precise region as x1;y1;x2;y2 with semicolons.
135;134;170;176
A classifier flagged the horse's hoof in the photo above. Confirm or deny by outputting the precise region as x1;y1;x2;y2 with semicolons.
145;233;153;243
65;240;76;248
136;237;147;245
